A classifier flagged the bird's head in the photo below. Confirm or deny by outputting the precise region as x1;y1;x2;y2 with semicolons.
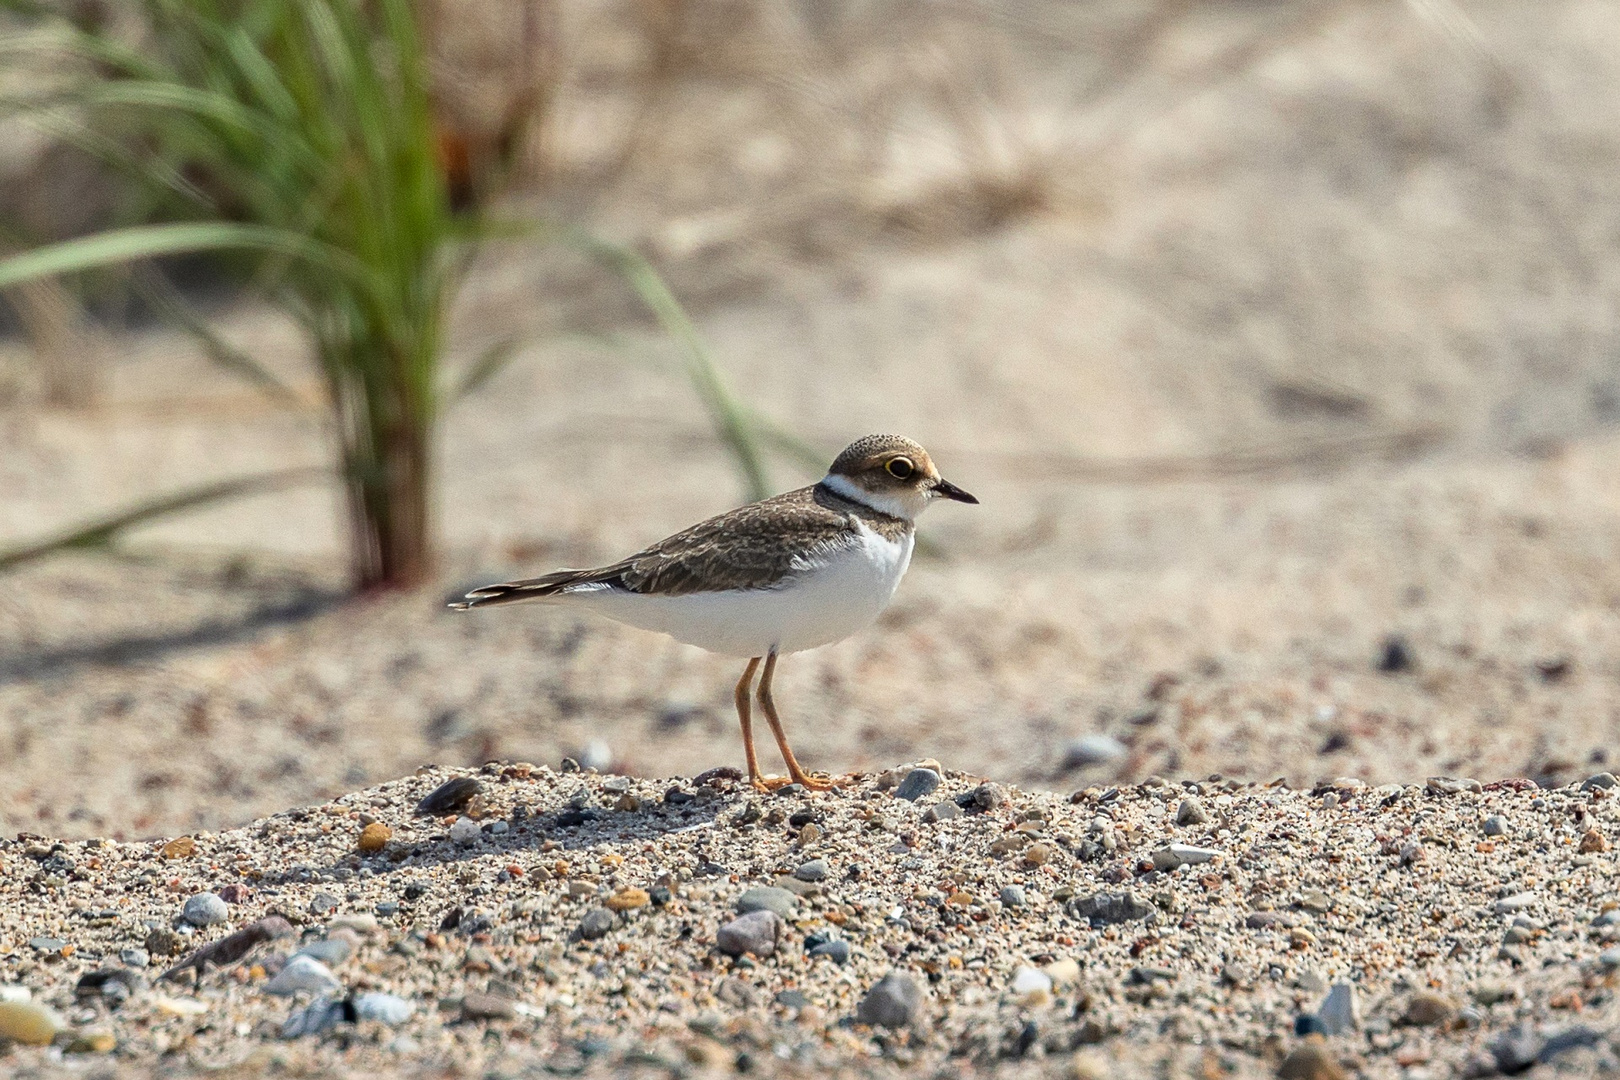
820;434;977;520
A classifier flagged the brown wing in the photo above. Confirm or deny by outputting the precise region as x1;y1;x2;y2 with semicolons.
450;486;858;608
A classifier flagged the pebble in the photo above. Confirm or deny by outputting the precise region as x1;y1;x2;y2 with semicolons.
1000;885;1026;908
448;817;482;845
354;992;414;1026
1581;772;1617;791
160;836;196;860
1068;891;1155;924
577;908;616;940
1044;958;1081;987
605;888;650;912
0;999;65;1045
1149;844;1220;870
716;910;786;957
181;892;228;928
1493;892;1535;914
923;800;963;823
1425;775;1482;795
854;970;921;1028
0;986;28;1003
1482;815;1508;836
1062;734;1127;769
460;993;517;1021
1011;965;1053;1005
328;913;380;935
736;886;798;920
144;927;184;956
1319;982;1359;1035
1401;991;1457;1027
295;931;357;967
809;939;852;965
308;892;340;916
281;997;351;1038
416;775;484;815
1175;797;1208;825
262;955;342;997
966;782;1007;811
119;948;150;968
893;768;942;802
793;859;828;882
358;822;391;853
1278;1042;1347;1080
1600;948;1620;970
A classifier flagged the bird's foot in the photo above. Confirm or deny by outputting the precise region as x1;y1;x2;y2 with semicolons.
749;772;848;793
787;770;850;792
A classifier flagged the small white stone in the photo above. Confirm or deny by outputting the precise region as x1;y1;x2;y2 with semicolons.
449;817;481;846
1011;965;1053;1005
1151;844;1221;870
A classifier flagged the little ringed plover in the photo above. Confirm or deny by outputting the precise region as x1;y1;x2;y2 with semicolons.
452;434;977;791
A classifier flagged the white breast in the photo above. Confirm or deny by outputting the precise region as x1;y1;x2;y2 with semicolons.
552;521;913;658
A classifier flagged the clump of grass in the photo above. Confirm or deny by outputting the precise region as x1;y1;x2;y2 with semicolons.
0;0;785;588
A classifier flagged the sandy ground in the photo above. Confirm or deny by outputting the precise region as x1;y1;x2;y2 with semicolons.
5;765;1620;1078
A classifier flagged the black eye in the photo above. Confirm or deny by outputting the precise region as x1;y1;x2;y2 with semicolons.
885;457;914;480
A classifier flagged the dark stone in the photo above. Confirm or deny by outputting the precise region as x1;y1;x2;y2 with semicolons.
1376;634;1415;673
854;970;921;1028
1295;1014;1328;1036
809;939;852;965
1066;891;1156;925
894;769;942;802
556;808;601;827
75;969;141;1007
578;908;615;940
416;775;485;815
775;989;810;1010
663;787;695;805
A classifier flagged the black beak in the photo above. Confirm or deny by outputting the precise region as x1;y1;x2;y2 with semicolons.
932;478;978;504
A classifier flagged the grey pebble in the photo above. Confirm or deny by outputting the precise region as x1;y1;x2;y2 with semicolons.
809;939;852;965
262;955;342;997
578;908;616;941
307;892;340;917
1067;891;1155;925
999;885;1026;908
855;970;921;1028
280;997;349;1039
460;992;517;1021
893;768;942;802
793;859;828;882
1319;982;1360;1035
736;886;798;920
181;893;228;928
1581;772;1617;791
1483;815;1508;837
923;800;962;823
119;948;150;969
295;933;354;967
1493;892;1535;914
716;910;786;957
1175;797;1208;826
1150;844;1220;870
1062;734;1127;769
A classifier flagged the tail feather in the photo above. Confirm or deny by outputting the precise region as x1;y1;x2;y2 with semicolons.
449;567;622;610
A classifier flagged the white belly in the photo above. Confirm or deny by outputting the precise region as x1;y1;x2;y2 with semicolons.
552;524;913;657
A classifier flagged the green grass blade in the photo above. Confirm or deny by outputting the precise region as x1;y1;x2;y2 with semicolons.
0;222;380;298
0;467;327;574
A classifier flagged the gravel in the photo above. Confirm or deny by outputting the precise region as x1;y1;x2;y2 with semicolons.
3;765;1620;1078
893;767;942;802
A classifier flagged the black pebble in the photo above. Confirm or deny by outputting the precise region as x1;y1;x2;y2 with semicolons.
416;776;485;815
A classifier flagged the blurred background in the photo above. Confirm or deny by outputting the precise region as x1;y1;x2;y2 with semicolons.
2;0;1619;840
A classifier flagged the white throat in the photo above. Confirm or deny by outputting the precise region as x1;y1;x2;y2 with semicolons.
820;473;924;521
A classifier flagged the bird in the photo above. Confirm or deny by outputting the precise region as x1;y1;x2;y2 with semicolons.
451;434;978;792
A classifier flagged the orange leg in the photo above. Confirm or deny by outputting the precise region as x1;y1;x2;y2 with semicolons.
734;658;769;792
756;651;839;791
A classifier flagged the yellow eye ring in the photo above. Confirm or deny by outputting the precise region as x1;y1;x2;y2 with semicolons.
885;457;915;480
